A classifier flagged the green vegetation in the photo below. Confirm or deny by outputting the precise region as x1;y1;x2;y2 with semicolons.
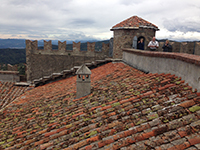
0;48;26;65
189;105;200;112
112;102;120;107
101;104;106;107
0;141;5;145
66;124;72;129
86;130;98;138
18;63;26;75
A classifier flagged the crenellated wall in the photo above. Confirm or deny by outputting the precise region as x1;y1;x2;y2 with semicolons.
26;38;200;83
26;40;109;82
157;41;200;55
195;42;200;55
26;40;109;56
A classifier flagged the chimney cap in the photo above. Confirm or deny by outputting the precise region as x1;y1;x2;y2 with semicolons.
76;64;91;75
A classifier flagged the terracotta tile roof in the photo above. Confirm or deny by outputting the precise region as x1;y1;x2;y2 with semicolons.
0;81;29;110
0;62;200;149
111;16;159;31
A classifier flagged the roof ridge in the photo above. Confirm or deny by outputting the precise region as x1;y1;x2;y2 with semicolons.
111;15;159;30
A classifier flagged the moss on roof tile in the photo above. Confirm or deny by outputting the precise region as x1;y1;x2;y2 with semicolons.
0;62;200;149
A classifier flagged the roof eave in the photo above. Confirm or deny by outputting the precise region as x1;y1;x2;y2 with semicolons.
110;27;139;31
110;26;159;31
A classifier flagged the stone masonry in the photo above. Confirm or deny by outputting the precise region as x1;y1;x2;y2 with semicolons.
157;41;200;55
111;16;159;59
112;28;156;59
26;40;109;82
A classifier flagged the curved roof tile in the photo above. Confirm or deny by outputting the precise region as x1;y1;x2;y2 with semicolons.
0;81;29;110
0;62;200;149
111;16;159;31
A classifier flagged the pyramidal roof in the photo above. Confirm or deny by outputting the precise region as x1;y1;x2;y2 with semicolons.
111;16;159;31
76;64;91;75
0;62;200;149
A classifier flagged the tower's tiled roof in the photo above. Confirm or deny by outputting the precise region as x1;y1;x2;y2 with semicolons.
111;16;159;31
0;62;200;149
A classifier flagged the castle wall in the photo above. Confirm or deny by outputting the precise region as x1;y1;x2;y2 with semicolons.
171;42;181;53
157;41;200;55
0;71;20;82
112;28;155;59
26;40;109;82
194;42;200;55
26;38;200;82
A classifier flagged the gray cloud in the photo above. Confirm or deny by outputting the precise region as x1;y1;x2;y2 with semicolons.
119;0;148;5
51;33;100;41
0;0;200;41
69;18;96;27
163;17;200;33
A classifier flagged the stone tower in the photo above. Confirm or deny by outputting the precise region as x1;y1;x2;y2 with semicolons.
76;64;91;99
111;16;159;59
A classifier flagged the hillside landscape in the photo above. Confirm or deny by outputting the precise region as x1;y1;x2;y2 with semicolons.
0;39;110;65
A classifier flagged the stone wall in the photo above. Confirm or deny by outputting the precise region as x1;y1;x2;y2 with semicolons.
122;48;200;91
0;71;20;82
195;42;200;55
7;64;18;71
157;41;200;55
26;38;200;83
26;40;109;82
112;28;156;59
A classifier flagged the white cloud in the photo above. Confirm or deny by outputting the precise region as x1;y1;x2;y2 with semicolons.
0;0;200;41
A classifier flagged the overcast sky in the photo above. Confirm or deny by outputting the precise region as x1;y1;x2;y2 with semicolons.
0;0;200;41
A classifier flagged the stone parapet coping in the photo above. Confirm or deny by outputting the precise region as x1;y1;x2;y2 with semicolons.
122;48;200;66
0;71;19;75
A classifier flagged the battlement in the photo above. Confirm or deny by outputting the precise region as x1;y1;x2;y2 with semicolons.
157;41;200;55
26;40;110;82
26;40;109;56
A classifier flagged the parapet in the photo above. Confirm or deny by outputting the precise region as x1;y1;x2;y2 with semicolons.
122;48;200;91
0;71;20;82
26;40;109;56
157;41;200;55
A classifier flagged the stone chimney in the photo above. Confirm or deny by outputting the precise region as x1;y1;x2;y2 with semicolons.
76;64;91;99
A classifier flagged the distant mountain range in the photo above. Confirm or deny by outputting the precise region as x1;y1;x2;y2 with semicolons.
0;39;102;49
1;38;199;49
0;39;110;65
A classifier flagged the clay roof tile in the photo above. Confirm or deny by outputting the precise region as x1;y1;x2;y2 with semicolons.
111;16;159;31
0;62;199;149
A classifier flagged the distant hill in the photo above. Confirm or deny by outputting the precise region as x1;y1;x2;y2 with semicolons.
0;48;26;65
0;39;110;65
0;39;26;49
38;40;110;51
0;39;104;49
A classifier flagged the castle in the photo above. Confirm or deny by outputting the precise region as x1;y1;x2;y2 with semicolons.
25;40;109;83
23;16;200;86
0;15;200;86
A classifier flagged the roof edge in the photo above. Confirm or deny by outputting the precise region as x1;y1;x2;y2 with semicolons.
110;26;159;31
